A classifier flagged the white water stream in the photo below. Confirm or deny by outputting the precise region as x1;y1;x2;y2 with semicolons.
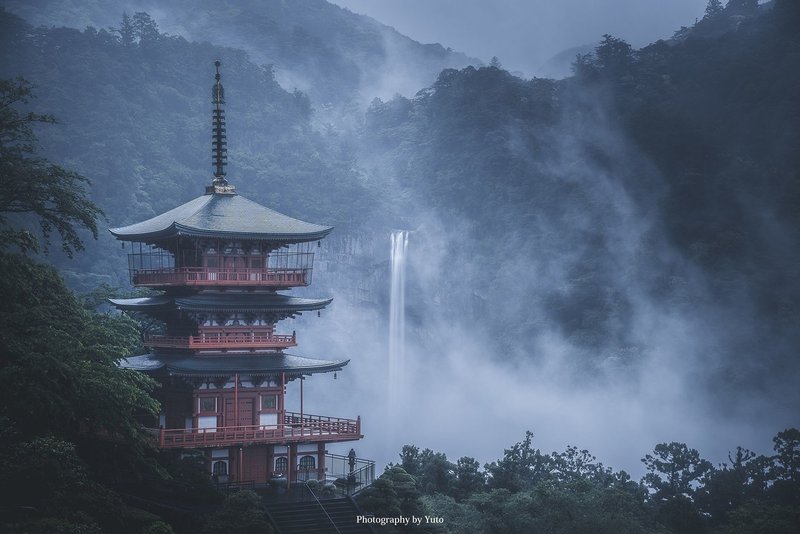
388;230;408;418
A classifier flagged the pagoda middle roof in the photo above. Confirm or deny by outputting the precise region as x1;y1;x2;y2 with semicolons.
109;293;332;313
120;352;349;376
109;192;332;243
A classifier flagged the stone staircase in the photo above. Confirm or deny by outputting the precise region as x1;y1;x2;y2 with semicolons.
265;496;374;534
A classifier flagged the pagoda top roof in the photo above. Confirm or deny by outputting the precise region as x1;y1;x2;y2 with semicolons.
120;352;348;377
109;293;332;314
109;192;332;243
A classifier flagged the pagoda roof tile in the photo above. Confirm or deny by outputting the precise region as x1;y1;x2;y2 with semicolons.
109;293;332;313
109;193;332;243
120;353;348;376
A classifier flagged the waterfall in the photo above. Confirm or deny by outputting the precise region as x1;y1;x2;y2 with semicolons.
388;230;408;416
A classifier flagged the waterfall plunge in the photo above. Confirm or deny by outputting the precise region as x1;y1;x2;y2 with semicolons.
388;230;408;416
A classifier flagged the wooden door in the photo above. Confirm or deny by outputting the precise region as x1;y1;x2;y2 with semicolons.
224;398;254;427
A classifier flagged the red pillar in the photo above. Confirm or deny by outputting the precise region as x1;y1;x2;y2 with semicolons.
317;442;326;481
289;443;297;484
266;445;274;478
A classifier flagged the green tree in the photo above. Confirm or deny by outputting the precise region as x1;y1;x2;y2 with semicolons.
485;431;554;492
399;444;422;476
769;428;800;506
771;428;800;484
0;78;102;257
357;466;426;523
0;253;157;441
113;12;135;47
202;490;273;534
704;0;724;19
0;251;173;532
726;0;758;13
697;447;772;525
131;12;160;43
642;442;713;500
595;34;635;79
417;448;456;495
453;456;486;501
642;442;712;533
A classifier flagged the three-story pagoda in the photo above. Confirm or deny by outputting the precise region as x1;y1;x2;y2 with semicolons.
110;61;363;486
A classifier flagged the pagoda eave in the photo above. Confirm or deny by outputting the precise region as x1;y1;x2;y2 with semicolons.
108;193;333;244
108;224;333;244
121;353;350;377
109;294;333;314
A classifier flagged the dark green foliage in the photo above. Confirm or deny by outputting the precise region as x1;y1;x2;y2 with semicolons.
697;447;772;525
0;78;102;257
0;126;212;531
0;252;188;532
398;445;457;495
769;429;800;507
202;490;273;534
357;466;427;527
452;456;486;501
381;431;800;533
0;252;157;441
705;0;724;19
642;443;713;499
2;0;476;108
485;431;554;492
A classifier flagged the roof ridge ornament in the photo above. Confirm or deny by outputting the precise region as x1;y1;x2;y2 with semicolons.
207;60;236;195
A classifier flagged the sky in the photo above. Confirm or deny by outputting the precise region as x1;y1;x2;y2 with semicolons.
332;0;711;76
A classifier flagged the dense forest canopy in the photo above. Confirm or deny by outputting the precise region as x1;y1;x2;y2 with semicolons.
0;0;479;106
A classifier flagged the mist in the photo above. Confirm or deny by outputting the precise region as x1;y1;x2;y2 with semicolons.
333;0;712;77
2;0;796;483
288;75;797;478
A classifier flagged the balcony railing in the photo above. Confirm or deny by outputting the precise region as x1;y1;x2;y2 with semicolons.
153;412;362;449
144;332;296;351
131;267;311;288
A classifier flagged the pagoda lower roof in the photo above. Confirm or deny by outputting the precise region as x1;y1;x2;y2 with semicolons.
120;352;348;376
109;293;332;313
109;192;332;243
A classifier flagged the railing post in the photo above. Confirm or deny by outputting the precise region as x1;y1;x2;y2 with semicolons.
159;426;165;447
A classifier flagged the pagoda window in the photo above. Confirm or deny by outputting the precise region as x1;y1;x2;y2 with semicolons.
261;394;277;411
212;460;228;476
275;457;288;473
199;397;218;413
299;455;316;470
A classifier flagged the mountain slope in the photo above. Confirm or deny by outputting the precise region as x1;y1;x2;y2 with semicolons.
2;0;479;106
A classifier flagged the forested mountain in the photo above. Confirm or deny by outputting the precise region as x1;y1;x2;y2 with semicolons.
358;0;800;402
0;8;381;288
2;0;478;106
0;0;797;401
0;0;796;401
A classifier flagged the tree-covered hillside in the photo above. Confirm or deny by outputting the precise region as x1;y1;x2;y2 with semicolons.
358;0;800;400
1;0;478;106
358;429;800;533
0;8;380;288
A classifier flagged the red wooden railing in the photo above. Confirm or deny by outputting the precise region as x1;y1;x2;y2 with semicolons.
132;267;311;287
153;412;362;449
144;332;296;350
